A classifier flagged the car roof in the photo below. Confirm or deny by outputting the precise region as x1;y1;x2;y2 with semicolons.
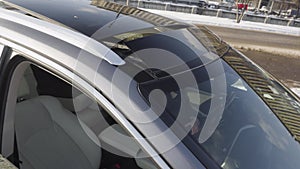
3;0;184;36
1;0;230;83
0;4;205;167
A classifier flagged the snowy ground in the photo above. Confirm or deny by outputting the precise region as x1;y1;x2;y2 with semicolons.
143;9;300;37
292;88;300;96
286;80;300;98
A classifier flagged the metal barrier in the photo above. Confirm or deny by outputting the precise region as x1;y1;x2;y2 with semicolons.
108;0;300;27
243;14;266;23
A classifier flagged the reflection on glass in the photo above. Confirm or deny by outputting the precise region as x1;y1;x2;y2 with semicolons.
139;60;300;169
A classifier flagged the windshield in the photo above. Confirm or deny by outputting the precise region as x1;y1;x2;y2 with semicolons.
138;58;300;169
95;20;300;168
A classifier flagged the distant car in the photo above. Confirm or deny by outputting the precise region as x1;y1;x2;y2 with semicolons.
1;0;300;169
219;0;235;10
237;3;248;10
180;0;208;7
287;9;300;18
260;5;269;13
198;0;209;7
208;1;220;8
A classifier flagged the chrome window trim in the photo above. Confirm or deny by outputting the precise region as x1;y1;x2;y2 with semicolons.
0;7;125;65
0;44;4;56
0;37;170;169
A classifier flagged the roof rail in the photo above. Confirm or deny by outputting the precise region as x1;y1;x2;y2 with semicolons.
1;0;76;31
0;6;125;65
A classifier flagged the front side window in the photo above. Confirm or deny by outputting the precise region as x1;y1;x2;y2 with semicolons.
2;58;158;169
99;21;300;168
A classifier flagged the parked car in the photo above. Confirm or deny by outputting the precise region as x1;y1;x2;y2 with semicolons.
208;1;220;8
260;5;269;13
287;9;300;18
1;0;300;169
178;0;208;7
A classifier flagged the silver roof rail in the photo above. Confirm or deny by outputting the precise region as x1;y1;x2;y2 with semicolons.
0;7;125;65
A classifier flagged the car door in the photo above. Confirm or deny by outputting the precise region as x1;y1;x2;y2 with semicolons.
0;38;170;168
0;7;171;167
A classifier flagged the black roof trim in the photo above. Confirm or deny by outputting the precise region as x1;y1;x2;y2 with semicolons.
2;0;77;32
91;0;184;27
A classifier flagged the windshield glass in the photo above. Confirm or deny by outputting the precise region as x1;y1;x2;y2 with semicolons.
138;58;300;169
98;26;228;75
96;21;300;168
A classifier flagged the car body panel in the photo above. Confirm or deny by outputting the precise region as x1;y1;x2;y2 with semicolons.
1;0;300;169
5;0;117;36
0;45;4;54
4;0;186;37
0;7;125;65
0;7;206;168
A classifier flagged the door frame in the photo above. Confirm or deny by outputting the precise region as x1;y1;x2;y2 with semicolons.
0;39;170;169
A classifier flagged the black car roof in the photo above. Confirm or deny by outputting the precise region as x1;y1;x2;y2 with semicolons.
4;0;183;36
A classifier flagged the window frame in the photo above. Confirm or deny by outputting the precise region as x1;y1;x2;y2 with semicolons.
0;44;4;56
0;38;170;169
0;45;17;155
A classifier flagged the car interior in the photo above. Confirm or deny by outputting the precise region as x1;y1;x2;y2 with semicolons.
2;60;157;169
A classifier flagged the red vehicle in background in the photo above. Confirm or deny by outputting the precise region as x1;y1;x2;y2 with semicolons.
236;0;249;10
237;3;248;9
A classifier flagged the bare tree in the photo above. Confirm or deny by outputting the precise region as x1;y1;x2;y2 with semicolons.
297;0;300;18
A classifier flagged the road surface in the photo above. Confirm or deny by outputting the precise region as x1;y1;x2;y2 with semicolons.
204;25;300;57
199;25;300;96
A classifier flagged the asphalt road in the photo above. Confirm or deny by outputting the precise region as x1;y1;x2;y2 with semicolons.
197;25;300;91
203;25;300;55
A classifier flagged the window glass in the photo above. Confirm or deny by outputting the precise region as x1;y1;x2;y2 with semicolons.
139;59;300;169
5;62;157;169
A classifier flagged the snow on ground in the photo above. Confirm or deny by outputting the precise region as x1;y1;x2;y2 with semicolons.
232;44;300;59
291;88;300;97
143;9;300;37
286;80;300;98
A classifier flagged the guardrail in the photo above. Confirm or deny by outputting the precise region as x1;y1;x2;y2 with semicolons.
108;0;300;28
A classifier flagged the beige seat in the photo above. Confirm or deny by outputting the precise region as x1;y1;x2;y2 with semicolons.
73;94;110;135
30;65;109;136
58;93;110;136
15;94;102;169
